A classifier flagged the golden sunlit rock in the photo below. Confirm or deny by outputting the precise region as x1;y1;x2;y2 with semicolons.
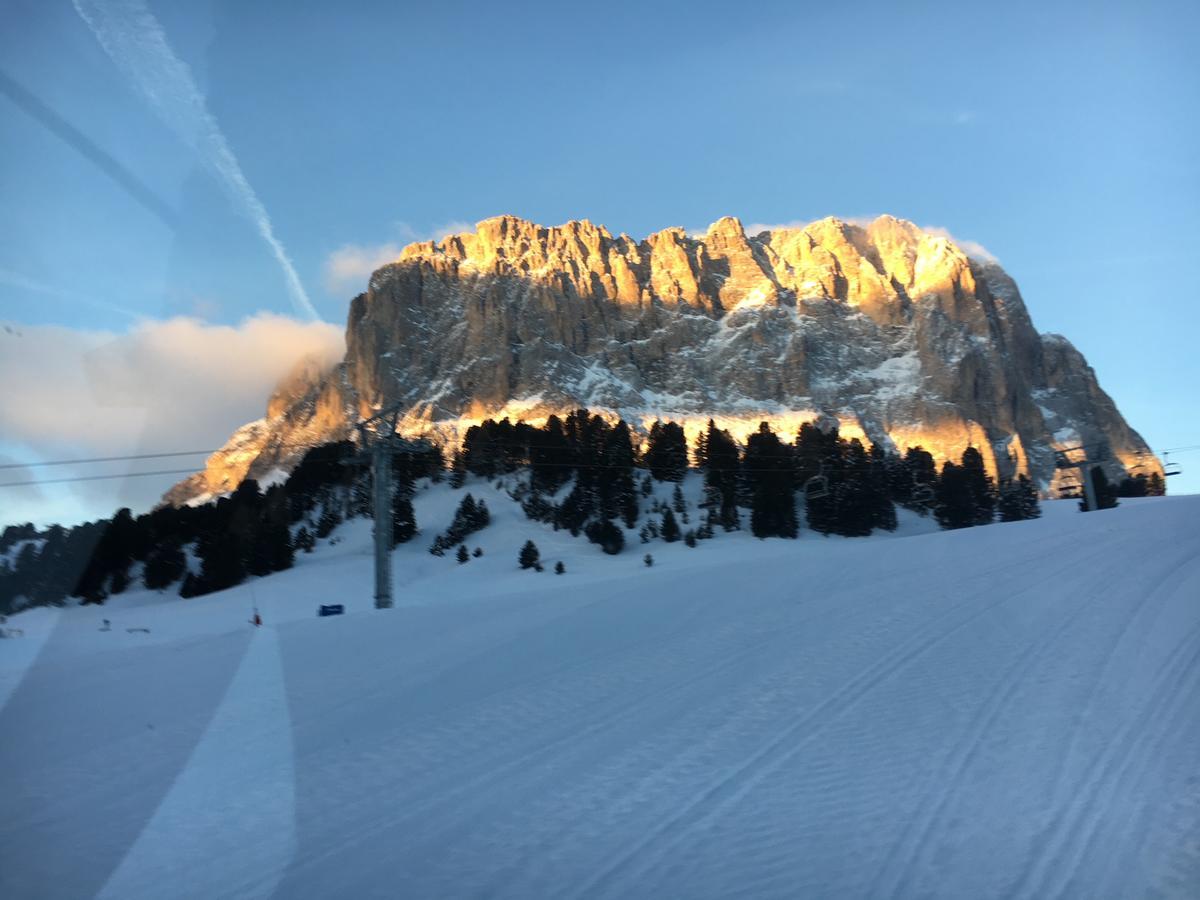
164;214;1160;506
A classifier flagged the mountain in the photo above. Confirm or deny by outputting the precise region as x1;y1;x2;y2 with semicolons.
165;214;1158;504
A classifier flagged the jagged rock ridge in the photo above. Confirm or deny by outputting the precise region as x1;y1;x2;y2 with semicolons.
165;214;1158;504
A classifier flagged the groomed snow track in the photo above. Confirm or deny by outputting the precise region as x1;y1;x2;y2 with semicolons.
1;494;1197;898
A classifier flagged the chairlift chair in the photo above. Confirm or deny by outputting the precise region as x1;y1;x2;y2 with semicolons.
804;474;829;501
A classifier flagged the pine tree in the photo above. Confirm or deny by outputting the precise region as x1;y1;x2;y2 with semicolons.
702;422;741;531
745;422;798;538
832;439;874;537
934;462;976;529
585;518;625;555
1147;471;1166;496
660;508;681;542
797;422;839;535
530;415;572;494
644;553;654;567
518;540;540;570
899;446;938;514
195;529;247;594
456;544;470;564
295;527;315;553
316;505;341;539
961;447;997;525
998;474;1042;521
672;482;686;513
449;448;467;488
645;420;688;481
392;490;417;546
555;561;565;574
143;542;187;592
554;483;591;536
600;421;639;527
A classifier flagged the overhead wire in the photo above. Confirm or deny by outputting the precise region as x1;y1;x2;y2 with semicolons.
1;422;1190;489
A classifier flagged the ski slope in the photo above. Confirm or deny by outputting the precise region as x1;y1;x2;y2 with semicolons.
1;489;1198;899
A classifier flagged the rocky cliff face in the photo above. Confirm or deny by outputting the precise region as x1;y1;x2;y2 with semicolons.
164;214;1158;504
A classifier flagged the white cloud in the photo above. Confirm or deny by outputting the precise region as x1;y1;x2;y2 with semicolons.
322;220;474;295
323;243;403;295
73;0;317;320
921;225;999;263
430;220;472;241
0;314;343;526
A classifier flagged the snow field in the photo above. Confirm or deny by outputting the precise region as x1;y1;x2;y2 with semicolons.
0;481;1197;899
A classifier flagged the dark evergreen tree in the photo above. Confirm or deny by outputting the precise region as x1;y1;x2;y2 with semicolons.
555;561;565;575
518;540;540;570
530;415;572;494
521;493;555;523
745;422;798;538
998;474;1042;521
195;529;247;594
585;518;625;555
554;484;591;536
295;527;316;553
644;420;688;481
456;544;470;564
143;540;187;590
431;493;490;553
796;422;839;535
867;443;899;532
961;447;997;525
392;491;417;546
600;421;639;527
672;483;686;513
701;421;741;531
179;572;202;599
934;462;976;529
644;553;654;567
660;508;681;542
349;470;373;518
316;505;341;539
1147;471;1166;496
449;448;467;488
830;439;875;537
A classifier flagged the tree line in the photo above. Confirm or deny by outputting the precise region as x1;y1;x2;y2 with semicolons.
9;408;1152;614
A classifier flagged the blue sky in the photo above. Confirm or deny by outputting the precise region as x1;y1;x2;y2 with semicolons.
1;0;1198;524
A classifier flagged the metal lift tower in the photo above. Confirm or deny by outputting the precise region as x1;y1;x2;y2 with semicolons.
354;403;414;609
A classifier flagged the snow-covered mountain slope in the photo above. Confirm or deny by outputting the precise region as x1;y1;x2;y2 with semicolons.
166;215;1160;507
2;492;1197;899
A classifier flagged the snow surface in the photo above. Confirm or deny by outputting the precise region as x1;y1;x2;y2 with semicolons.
1;484;1198;899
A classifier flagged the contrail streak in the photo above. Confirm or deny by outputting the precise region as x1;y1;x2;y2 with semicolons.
0;67;180;230
0;268;142;321
72;0;318;321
